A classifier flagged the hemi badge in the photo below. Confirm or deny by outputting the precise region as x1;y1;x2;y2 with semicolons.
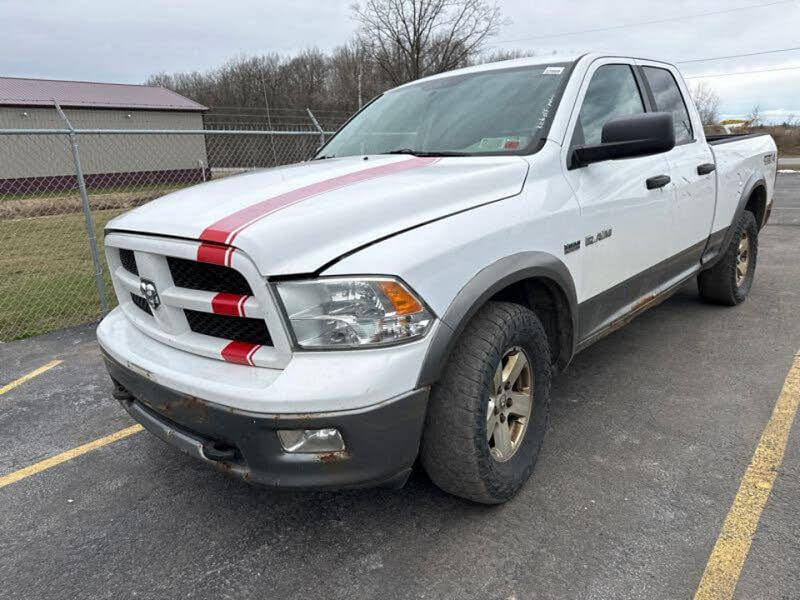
564;240;580;254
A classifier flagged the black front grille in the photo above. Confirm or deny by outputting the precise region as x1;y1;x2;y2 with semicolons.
130;293;152;315
185;310;271;346
119;249;138;275
167;256;252;295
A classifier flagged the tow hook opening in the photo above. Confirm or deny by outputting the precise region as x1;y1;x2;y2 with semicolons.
110;378;133;401
202;440;238;462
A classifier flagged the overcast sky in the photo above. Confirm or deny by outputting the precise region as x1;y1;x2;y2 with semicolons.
2;0;799;121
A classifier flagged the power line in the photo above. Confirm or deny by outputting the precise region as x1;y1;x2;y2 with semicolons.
677;46;800;64
683;65;800;78
488;0;794;45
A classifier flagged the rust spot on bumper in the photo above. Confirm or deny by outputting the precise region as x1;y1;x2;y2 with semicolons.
317;451;348;463
158;394;211;423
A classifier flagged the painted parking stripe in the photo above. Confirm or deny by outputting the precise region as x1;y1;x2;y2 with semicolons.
0;425;143;489
0;359;62;397
198;156;439;248
694;351;800;599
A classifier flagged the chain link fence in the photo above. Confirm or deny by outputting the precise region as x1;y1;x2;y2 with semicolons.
0;107;332;341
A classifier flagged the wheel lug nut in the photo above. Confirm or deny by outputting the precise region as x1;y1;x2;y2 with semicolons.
499;414;506;423
506;398;513;407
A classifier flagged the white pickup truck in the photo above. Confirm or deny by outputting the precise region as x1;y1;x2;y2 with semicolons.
98;53;777;503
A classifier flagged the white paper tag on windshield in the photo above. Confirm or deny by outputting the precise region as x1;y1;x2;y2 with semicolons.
543;66;564;75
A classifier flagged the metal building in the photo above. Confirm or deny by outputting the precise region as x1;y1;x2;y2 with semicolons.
0;77;208;193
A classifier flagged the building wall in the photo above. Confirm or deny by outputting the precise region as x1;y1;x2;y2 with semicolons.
0;107;207;181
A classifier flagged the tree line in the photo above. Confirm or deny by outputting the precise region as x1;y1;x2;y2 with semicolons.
147;0;799;152
146;0;530;126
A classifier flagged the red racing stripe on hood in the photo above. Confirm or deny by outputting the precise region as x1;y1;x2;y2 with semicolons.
198;156;439;246
197;242;233;266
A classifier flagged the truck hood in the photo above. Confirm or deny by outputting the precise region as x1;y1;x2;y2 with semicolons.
107;154;529;275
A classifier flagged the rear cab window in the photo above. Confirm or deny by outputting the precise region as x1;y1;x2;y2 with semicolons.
641;66;694;144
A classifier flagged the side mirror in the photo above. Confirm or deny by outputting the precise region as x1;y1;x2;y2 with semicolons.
569;112;675;169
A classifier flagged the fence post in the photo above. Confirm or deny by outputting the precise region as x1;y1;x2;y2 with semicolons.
54;101;109;316
306;108;326;148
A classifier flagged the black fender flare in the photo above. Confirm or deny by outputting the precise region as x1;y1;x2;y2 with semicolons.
416;251;578;387
702;174;766;268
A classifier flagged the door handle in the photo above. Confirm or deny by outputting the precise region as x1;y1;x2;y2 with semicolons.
697;163;716;175
646;174;671;189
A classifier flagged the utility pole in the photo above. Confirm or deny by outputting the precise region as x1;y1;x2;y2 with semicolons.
357;62;363;108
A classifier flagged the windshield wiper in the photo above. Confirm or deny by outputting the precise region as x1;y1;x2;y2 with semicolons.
382;149;470;157
313;154;336;160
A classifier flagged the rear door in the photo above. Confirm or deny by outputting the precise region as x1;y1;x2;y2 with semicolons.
561;59;674;341
638;61;716;271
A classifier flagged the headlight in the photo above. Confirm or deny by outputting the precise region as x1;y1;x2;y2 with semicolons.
275;277;433;349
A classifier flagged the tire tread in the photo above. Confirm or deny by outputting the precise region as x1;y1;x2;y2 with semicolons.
421;301;551;504
698;210;758;305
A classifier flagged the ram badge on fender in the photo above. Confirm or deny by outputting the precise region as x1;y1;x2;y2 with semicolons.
98;53;777;504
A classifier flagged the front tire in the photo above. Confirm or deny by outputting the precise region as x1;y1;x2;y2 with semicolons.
421;301;551;504
698;210;758;305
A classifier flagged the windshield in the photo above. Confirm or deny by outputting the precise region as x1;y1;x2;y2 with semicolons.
317;63;573;158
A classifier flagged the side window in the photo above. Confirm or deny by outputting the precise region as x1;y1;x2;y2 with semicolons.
642;66;693;144
571;64;645;147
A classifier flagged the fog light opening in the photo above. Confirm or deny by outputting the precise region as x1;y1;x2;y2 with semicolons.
278;428;345;453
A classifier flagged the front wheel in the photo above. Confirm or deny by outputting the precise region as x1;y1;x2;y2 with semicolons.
698;210;758;305
420;301;551;504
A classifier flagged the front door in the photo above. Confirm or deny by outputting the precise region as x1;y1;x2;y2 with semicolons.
561;60;674;341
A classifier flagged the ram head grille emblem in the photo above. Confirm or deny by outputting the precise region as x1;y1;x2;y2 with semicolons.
139;279;161;310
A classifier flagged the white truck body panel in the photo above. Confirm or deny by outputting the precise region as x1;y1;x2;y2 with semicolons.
327;141;583;309
97;309;436;413
107;155;529;276
709;135;777;234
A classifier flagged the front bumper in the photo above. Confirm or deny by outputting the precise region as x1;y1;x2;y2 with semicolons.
104;352;429;490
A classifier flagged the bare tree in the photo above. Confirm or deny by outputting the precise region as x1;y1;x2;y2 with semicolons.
473;48;535;64
746;105;762;128
690;82;720;126
328;41;384;109
352;0;503;86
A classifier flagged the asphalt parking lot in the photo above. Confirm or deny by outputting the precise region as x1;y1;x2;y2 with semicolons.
1;174;799;600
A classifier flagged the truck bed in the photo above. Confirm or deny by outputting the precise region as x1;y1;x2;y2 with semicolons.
706;132;772;145
708;132;777;235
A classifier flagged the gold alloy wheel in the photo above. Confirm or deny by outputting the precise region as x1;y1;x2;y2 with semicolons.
487;346;534;462
736;230;750;287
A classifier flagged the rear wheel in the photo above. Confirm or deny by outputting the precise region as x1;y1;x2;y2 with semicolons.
698;210;758;305
420;301;551;504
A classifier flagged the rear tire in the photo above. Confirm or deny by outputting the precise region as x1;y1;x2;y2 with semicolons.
420;301;551;504
698;210;758;306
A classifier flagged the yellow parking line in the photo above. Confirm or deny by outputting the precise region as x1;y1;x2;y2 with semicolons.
0;424;143;489
0;359;62;396
694;352;800;599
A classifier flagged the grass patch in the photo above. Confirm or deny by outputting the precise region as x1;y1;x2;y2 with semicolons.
0;181;188;202
0;209;123;341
